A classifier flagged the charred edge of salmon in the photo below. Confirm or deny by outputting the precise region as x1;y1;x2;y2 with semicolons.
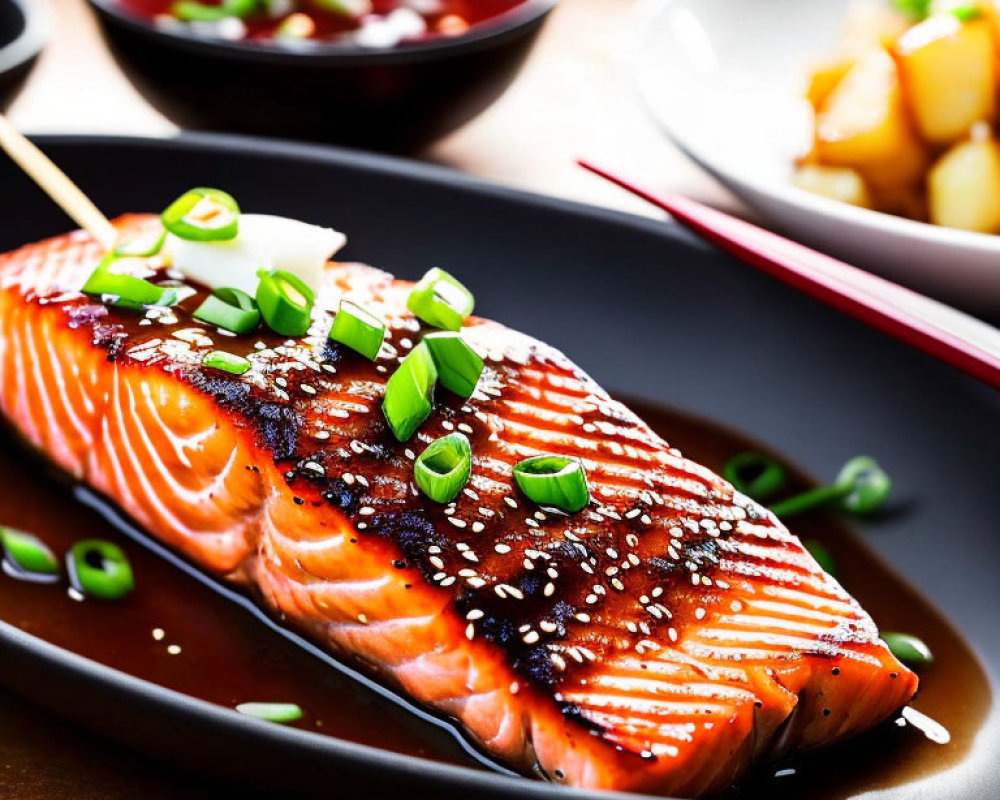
0;218;919;796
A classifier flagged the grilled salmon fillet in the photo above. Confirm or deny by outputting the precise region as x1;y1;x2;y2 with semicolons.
0;216;917;797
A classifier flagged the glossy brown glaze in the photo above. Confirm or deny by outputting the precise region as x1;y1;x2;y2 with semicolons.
0;399;987;798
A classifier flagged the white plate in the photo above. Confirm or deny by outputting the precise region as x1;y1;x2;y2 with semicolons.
629;0;1000;314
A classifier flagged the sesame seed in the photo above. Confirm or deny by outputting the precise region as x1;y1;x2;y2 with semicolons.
495;543;511;554
358;613;369;624
523;631;540;644
551;654;567;671
458;568;478;578
167;644;182;655
439;576;456;587
314;430;331;440
576;613;591;623
611;578;625;591
448;517;468;529
302;384;317;395
152;628;165;641
668;627;678;642
471;521;485;533
467;577;486;588
466;624;475;640
695;607;706;620
586;594;598;604
625;508;641;519
544;582;555;597
429;556;445;570
358;506;375;516
504;497;518;509
462;551;479;562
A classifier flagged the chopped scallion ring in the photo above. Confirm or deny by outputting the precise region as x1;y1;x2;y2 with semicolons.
423;331;484;398
202;350;252;376
67;540;134;600
161;187;240;242
882;632;933;666
194;287;261;334
114;229;167;259
770;456;890;519
0;526;59;579
329;300;385;360
255;268;315;337
235;702;304;724
383;342;437;441
414;433;472;503
513;455;590;513
406;267;474;331
82;255;178;310
723;452;787;501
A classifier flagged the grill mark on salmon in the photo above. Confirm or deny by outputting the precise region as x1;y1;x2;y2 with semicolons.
0;216;918;796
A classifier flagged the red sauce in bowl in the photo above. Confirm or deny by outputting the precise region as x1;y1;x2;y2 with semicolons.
116;0;530;45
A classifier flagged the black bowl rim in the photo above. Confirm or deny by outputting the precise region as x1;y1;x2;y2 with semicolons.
87;0;557;66
0;131;685;800
0;0;48;75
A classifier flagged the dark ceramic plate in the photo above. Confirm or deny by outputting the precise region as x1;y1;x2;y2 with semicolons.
86;0;554;151
0;134;997;800
0;0;47;110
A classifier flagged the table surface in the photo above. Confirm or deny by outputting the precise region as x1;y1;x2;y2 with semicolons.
2;1;727;797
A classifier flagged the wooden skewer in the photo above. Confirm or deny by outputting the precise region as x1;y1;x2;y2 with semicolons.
0;114;118;250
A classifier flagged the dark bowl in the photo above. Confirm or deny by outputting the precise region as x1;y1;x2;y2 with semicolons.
86;0;555;151
0;0;47;110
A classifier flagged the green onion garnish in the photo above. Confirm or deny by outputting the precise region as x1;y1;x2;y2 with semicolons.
770;456;891;519
406;268;474;331
235;702;304;723
194;287;261;334
161;187;240;242
114;229;167;259
723;452;787;502
172;0;260;21
202;350;252;376
803;539;837;576
414;433;472;503
67;540;134;600
383;342;437;442
883;632;934;666
513;455;590;513
255;268;315;338
82;255;178;310
329;300;385;360
423;331;484;398
0;527;59;579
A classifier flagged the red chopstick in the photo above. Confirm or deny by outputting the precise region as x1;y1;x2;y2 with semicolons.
579;159;1000;393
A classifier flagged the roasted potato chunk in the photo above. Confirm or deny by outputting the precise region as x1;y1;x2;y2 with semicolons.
814;49;928;201
895;14;998;144
793;164;873;208
928;134;1000;231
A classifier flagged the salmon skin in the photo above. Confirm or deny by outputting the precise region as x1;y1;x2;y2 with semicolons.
0;216;917;797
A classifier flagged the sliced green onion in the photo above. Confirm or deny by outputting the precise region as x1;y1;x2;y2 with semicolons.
161;187;240;242
893;0;931;18
329;300;385;360
314;0;372;17
513;455;589;513
406;268;474;331
883;632;934;666
0;527;59;578
202;350;252;376
255;269;315;337
383;342;437;442
803;539;837;577
114;229;166;258
67;540;134;600
194;288;260;334
949;4;981;21
723;452;787;501
770;456;891;519
235;702;304;723
423;331;484;398
82;256;177;310
836;456;891;515
414;433;472;503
